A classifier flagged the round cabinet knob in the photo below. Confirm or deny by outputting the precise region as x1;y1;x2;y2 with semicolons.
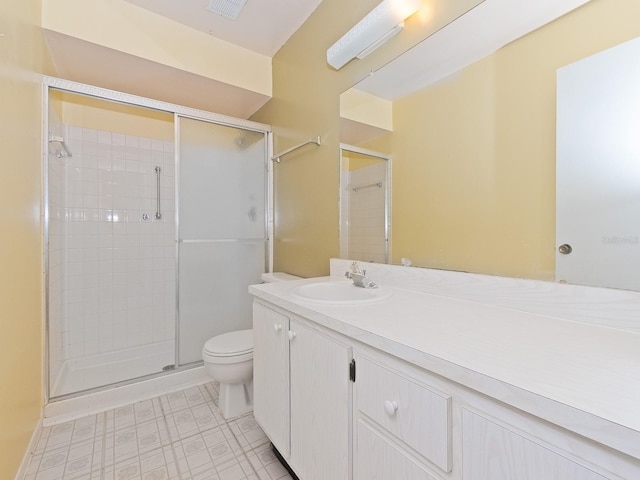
273;324;282;333
288;331;297;341
384;400;398;416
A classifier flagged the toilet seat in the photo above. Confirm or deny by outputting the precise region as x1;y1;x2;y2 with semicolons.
202;329;253;364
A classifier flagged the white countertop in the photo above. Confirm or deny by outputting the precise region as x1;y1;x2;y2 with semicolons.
249;271;640;460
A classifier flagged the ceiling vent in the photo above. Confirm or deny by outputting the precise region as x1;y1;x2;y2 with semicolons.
207;0;247;20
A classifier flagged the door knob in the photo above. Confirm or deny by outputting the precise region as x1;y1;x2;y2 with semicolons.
288;331;297;341
558;244;573;255
273;324;282;333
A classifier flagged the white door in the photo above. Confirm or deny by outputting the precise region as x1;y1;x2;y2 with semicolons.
556;37;640;290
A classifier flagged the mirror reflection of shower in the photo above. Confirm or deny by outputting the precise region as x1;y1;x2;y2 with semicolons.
340;144;391;264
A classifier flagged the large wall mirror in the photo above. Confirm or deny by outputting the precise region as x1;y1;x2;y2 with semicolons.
339;0;640;291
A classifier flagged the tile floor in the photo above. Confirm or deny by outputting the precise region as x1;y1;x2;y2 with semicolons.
22;383;294;480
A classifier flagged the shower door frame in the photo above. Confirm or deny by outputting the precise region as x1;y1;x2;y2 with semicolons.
42;76;273;403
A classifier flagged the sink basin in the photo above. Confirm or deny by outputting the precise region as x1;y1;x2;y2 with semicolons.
289;281;392;305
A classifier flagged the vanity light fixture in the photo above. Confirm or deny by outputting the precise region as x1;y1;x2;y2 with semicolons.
327;0;423;70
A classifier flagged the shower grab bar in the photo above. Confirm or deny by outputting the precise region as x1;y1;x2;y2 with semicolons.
352;181;382;192
179;238;267;244
154;166;162;220
271;136;321;163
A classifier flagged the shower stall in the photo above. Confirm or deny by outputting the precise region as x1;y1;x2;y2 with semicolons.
44;78;271;400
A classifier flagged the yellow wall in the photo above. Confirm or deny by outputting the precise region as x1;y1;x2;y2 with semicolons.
0;0;52;477
359;132;393;156
256;0;640;279
42;0;272;97
391;0;640;280
340;89;393;131
392;58;500;273
55;91;174;140
251;0;485;277
342;150;387;171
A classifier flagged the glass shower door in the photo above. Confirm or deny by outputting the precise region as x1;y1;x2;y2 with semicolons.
177;116;267;365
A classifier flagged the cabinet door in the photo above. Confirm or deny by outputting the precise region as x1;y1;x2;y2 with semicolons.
356;420;441;480
289;319;351;480
462;409;609;480
253;302;290;458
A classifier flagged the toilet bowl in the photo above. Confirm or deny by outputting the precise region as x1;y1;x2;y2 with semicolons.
202;329;254;419
202;272;300;419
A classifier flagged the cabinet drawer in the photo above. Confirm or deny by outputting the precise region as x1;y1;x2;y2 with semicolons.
356;420;441;480
356;356;451;472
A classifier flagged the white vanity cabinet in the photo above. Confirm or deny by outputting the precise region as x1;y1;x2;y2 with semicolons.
249;268;640;480
253;300;352;480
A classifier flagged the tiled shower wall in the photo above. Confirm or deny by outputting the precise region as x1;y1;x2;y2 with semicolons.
48;125;176;374
342;162;387;263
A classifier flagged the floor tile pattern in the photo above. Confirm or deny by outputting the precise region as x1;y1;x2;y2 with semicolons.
23;383;293;480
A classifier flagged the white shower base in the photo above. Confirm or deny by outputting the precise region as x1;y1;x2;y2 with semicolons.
44;364;209;424
51;341;175;398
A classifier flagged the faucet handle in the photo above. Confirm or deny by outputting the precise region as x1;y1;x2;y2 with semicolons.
351;261;362;274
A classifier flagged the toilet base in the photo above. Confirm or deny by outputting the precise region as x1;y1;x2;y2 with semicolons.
218;379;253;419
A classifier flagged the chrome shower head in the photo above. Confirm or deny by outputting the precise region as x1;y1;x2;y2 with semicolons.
234;131;262;151
48;133;72;158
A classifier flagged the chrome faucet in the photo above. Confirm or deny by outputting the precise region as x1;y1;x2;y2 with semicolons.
345;261;378;289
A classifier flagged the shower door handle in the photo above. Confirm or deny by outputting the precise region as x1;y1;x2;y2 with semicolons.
154;166;162;220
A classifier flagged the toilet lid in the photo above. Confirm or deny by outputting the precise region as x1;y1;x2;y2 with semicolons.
203;329;253;357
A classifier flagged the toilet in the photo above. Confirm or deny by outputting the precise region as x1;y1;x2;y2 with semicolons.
202;272;300;419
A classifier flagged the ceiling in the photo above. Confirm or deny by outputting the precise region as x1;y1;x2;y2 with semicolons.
123;0;324;57
45;0;323;119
